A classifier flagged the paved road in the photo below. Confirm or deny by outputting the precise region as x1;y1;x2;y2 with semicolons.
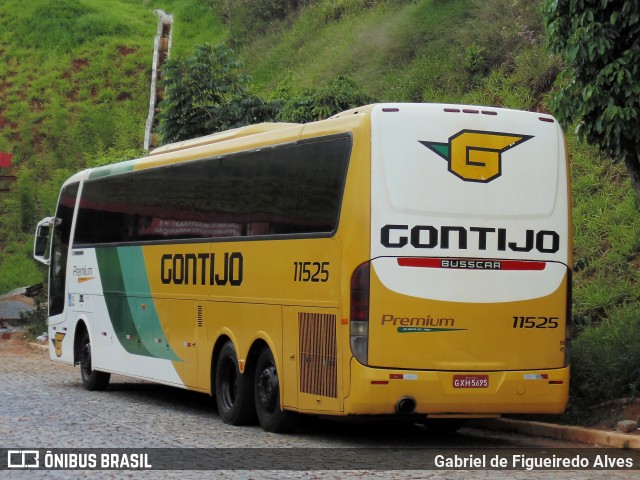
0;339;636;479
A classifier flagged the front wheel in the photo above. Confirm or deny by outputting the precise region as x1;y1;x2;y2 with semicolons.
254;348;298;433
79;330;110;391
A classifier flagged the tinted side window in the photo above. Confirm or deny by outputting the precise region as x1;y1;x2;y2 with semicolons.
74;134;351;245
50;183;78;315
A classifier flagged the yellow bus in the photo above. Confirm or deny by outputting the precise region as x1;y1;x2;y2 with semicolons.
34;103;571;432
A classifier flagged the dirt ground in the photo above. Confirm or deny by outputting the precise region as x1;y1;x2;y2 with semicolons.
0;329;46;356
588;400;640;433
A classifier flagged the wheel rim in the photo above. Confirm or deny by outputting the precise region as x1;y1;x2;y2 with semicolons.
257;361;279;413
220;357;238;410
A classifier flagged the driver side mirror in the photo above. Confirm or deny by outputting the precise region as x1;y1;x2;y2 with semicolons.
34;217;54;265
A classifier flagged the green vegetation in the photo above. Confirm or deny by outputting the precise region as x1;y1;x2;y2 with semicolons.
568;305;640;422
274;75;374;122
159;43;277;143
21;289;48;340
545;0;640;199
158;43;373;141
0;0;158;291
1;0;639;420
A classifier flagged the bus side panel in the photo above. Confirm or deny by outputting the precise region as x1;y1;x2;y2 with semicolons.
60;247;186;386
141;238;342;398
203;301;283;390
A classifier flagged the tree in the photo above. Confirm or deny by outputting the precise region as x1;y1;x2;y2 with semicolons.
158;44;277;143
544;0;640;198
158;45;375;143
276;76;375;123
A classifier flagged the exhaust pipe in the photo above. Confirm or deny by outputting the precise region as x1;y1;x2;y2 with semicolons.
395;396;417;414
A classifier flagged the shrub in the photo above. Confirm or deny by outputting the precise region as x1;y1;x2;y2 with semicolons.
568;306;640;417
21;288;48;340
277;75;374;122
158;44;277;142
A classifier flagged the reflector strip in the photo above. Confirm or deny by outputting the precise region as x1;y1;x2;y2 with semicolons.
397;257;546;271
389;373;418;380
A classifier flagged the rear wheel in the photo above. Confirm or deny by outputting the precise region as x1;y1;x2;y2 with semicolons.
254;347;298;433
79;330;110;391
215;341;256;425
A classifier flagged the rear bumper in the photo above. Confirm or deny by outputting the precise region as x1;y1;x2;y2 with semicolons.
343;358;569;416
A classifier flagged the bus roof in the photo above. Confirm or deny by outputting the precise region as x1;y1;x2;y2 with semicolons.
149;122;300;156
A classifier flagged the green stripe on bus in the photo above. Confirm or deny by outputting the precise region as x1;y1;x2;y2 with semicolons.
120;246;181;362
96;247;180;361
88;160;137;179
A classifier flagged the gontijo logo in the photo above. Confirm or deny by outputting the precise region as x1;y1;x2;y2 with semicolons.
419;130;533;183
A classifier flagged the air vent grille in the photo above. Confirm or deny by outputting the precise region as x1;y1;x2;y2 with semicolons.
298;312;337;398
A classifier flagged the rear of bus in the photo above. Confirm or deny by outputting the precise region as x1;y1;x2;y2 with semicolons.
346;104;570;417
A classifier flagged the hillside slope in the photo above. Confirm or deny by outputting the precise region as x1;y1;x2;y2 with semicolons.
0;0;225;291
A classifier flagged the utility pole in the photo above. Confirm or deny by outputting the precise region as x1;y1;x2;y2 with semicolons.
144;10;174;151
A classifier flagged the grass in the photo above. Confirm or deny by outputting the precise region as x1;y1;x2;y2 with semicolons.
0;0;225;290
241;0;473;100
568;131;640;323
566;305;640;423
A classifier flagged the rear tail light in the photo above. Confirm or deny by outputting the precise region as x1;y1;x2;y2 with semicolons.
350;262;370;365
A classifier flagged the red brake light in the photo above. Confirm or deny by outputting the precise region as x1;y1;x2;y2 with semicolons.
350;262;370;322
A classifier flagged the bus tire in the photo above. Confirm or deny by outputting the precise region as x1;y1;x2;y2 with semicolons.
79;330;110;391
215;341;256;425
254;347;298;433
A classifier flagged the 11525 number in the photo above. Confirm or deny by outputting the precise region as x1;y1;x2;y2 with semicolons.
293;261;329;283
512;316;559;329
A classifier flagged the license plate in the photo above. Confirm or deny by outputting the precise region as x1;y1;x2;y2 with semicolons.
453;375;489;388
